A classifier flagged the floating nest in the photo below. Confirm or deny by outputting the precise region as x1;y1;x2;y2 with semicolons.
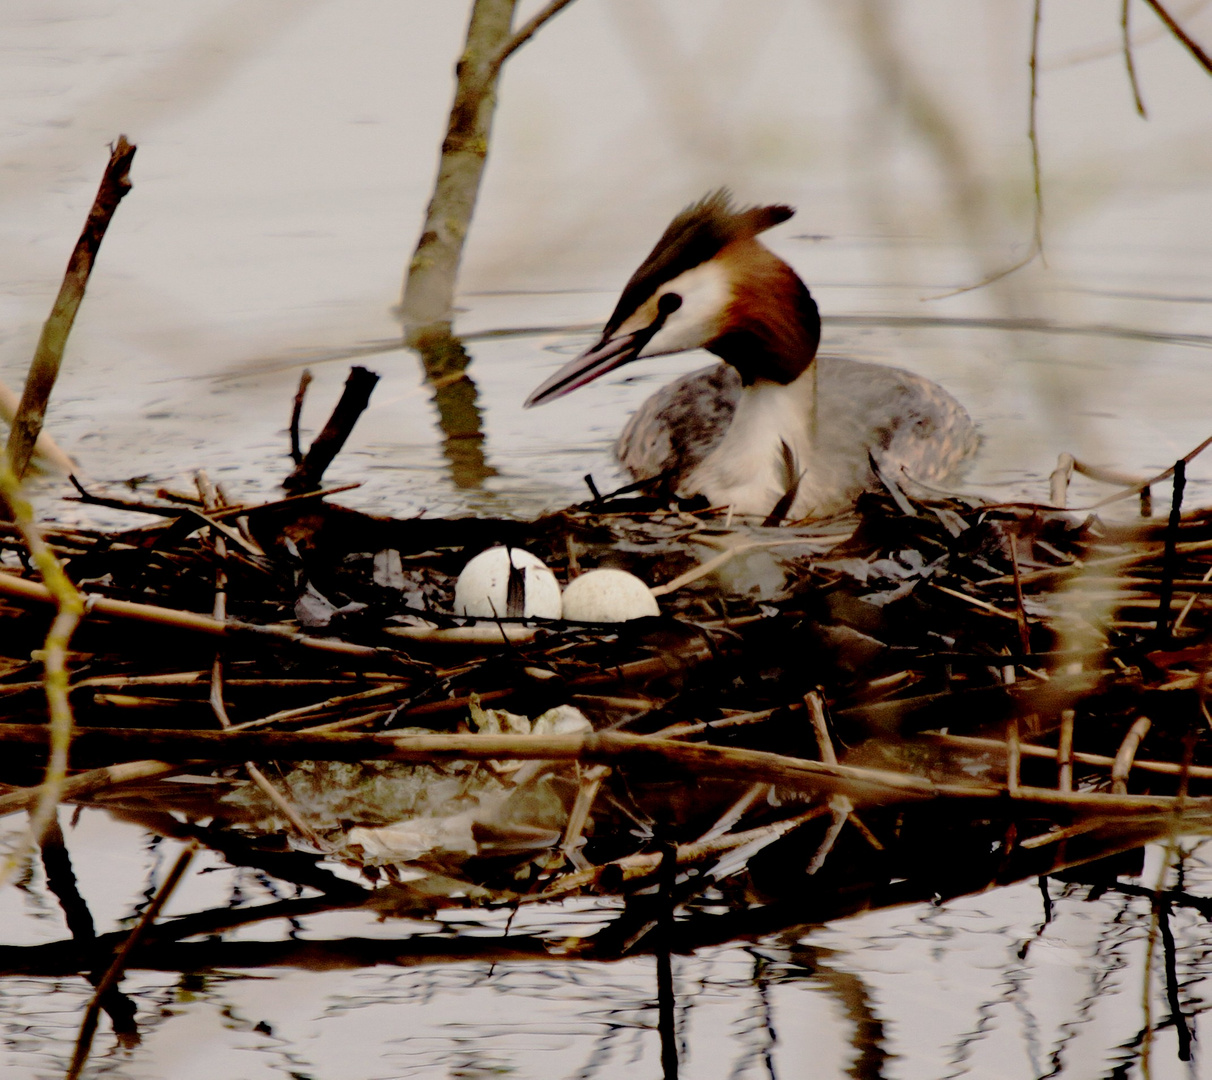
3;467;1212;972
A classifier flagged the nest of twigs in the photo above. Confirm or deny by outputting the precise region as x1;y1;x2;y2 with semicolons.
2;467;1212;966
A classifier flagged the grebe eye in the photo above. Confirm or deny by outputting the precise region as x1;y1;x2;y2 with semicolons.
657;292;682;315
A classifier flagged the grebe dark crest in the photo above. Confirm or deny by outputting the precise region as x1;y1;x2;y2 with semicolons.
525;191;978;519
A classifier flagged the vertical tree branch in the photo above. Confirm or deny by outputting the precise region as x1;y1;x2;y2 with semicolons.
1028;0;1045;261
6;136;136;478
400;0;518;339
399;0;579;340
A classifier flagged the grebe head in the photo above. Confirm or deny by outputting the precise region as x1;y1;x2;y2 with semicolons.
525;190;821;407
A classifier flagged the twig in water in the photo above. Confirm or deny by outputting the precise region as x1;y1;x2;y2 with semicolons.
67;842;196;1080
289;368;313;466
655;839;679;1079
6;136;136;478
283;366;380;494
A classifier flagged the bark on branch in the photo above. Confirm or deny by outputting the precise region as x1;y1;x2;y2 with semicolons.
399;0;578;339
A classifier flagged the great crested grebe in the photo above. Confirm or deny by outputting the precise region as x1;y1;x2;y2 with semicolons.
525;191;978;519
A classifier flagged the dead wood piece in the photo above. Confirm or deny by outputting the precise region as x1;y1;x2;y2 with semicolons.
7;136;136;479
283;366;380;494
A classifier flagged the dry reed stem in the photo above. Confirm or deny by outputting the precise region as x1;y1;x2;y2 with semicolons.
0;457;83;886
694;783;770;846
531;807;827;900
930;583;1021;621
0;760;187;819
0;570;383;659
384;623;540;644
649;535;846;597
1009;533;1032;653
1112;717;1154;794
655;707;780;738
234;683;416;731
921;729;1212;784
805;691;837;766
1058;710;1075;792
987;538;1212;589
558;764;609;869
199;470;326;850
1007;716;1022;795
7;725;1206;817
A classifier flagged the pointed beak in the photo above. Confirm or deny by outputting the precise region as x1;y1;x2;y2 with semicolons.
524;330;645;408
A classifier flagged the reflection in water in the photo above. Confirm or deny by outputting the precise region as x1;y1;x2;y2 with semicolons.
7;805;1212;1077
409;327;498;491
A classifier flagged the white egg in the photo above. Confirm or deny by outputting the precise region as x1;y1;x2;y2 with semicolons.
561;568;659;622
454;546;562;619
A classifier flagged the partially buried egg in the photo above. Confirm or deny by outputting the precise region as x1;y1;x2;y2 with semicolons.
454;546;562;619
561;568;660;622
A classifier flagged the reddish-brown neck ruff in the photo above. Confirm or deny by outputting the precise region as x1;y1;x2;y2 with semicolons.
705;238;821;386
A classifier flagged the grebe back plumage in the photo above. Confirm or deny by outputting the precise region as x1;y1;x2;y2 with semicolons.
526;191;978;519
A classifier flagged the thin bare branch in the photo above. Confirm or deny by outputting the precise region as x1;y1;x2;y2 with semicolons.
1028;0;1046;260
1122;0;1149;116
486;0;578;80
6;136;136;478
1142;0;1212;73
289;369;313;466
